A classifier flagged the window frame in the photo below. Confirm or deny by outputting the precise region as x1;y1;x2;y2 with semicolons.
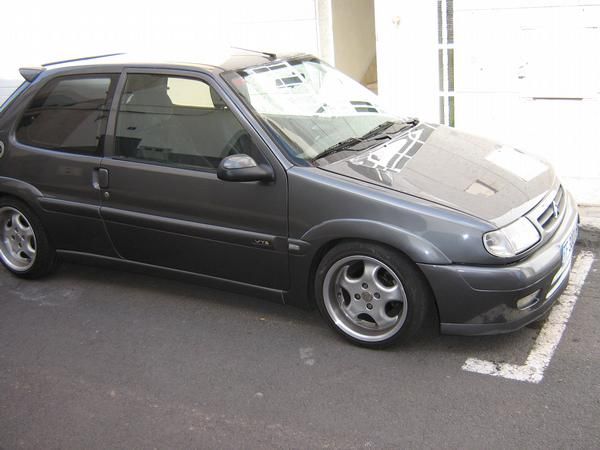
104;67;274;175
14;72;119;156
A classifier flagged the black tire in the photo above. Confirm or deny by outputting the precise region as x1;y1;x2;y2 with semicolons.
314;241;431;348
0;197;56;278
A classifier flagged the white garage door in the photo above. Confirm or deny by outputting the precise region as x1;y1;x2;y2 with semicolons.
454;1;600;204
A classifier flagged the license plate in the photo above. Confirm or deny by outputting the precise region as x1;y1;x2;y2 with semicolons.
561;225;578;265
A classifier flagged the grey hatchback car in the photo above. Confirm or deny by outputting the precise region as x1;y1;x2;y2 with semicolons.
0;51;579;347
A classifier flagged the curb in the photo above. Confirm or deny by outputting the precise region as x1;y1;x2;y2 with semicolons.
577;223;600;249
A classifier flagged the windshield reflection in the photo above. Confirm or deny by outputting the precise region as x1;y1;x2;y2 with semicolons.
223;58;401;162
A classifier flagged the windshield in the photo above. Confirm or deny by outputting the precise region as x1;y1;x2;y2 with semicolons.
222;57;403;162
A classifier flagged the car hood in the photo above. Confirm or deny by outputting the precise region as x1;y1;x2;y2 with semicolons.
319;123;558;227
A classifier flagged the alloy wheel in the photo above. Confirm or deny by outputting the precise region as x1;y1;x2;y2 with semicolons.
0;206;37;272
322;255;408;342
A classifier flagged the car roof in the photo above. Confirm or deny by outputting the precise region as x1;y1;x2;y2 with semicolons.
32;49;310;76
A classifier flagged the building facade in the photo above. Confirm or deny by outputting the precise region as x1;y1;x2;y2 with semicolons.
1;0;598;203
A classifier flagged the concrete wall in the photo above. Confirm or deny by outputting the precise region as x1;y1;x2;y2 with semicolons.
374;0;439;119
0;80;20;106
0;1;321;88
0;0;322;108
227;0;320;55
331;0;376;84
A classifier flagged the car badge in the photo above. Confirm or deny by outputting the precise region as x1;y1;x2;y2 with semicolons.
552;201;559;218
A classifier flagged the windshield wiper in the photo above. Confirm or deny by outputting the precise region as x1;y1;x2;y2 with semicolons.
311;137;364;162
360;121;395;139
311;118;420;163
360;118;420;140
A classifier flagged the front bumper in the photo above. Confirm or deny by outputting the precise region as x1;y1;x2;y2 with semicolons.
418;192;579;336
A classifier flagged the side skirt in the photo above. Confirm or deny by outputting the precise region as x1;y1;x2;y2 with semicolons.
56;250;286;304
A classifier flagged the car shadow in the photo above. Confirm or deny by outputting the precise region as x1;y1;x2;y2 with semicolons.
38;260;545;364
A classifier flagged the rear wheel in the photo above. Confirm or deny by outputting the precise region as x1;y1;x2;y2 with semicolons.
0;198;56;278
315;241;430;348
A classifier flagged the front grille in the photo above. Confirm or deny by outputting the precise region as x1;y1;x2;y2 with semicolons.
537;186;565;231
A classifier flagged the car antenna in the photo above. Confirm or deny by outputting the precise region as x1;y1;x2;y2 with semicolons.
42;52;126;67
231;47;276;60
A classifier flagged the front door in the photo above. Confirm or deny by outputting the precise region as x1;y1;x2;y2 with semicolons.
99;70;289;289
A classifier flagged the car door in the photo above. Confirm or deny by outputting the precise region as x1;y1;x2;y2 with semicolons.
99;69;289;289
9;72;119;256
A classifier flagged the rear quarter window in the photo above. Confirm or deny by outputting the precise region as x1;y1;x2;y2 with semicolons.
16;74;117;155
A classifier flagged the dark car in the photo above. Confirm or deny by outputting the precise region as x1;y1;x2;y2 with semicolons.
0;51;578;347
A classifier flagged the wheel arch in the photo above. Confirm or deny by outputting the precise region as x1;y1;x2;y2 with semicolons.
0;177;43;213
289;219;447;318
301;219;451;266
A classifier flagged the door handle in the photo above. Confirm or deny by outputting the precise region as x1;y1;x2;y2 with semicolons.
92;168;109;190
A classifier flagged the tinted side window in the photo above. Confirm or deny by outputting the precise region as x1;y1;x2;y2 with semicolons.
114;74;258;170
16;75;116;155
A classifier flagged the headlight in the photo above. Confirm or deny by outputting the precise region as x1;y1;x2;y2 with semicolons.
483;217;540;257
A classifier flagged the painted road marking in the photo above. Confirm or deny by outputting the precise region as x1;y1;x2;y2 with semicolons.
462;250;595;384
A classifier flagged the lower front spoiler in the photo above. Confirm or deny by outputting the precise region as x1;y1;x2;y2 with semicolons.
439;264;570;336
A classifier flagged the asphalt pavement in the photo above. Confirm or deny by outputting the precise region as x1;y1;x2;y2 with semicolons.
1;244;599;449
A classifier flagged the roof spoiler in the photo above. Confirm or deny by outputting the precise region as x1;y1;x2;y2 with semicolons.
18;52;125;82
19;67;46;82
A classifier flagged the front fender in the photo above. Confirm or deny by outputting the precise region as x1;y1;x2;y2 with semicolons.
283;218;451;308
300;218;451;265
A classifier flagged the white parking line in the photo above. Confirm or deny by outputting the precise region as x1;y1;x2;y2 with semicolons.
462;250;595;384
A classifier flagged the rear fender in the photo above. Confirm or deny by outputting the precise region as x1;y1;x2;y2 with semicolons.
0;177;43;211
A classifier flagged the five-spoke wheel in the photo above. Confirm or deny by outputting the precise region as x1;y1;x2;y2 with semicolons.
0;198;55;278
315;241;430;348
323;255;408;342
0;206;37;271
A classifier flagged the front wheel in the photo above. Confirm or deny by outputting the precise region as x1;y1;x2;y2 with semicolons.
315;242;431;348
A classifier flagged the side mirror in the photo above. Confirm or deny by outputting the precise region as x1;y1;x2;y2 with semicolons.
217;154;274;182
